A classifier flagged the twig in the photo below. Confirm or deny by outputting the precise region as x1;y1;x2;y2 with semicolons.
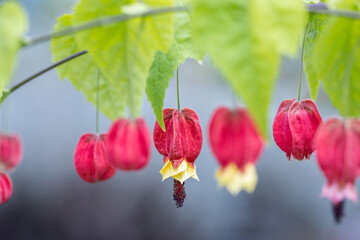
0;50;88;104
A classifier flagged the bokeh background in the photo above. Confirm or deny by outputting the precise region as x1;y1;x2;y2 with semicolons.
0;1;359;239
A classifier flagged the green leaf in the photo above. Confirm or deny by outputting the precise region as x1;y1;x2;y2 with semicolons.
191;0;305;137
0;1;27;96
73;0;174;119
303;0;320;3
146;50;175;130
303;12;328;100
258;0;306;56
51;14;125;120
170;0;205;63
145;0;205;130
327;0;356;9
121;2;150;16
313;14;360;117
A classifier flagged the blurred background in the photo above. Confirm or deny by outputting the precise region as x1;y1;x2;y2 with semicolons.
0;1;358;239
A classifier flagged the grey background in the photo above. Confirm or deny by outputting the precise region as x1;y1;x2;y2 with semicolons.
0;1;358;239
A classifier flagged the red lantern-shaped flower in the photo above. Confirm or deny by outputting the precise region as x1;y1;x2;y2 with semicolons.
316;118;360;222
0;133;22;172
74;133;116;183
273;98;322;161
108;118;151;171
153;108;202;207
208;107;264;195
0;172;12;205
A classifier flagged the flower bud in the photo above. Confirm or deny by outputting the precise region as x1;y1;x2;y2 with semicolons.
0;172;12;205
0;133;22;172
107;118;151;171
208;107;264;195
154;108;202;184
273;98;322;161
74;133;116;183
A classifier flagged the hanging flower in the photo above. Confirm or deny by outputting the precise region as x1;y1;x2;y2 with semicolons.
0;133;22;172
208;107;264;195
107;118;151;171
0;172;12;205
153;108;202;207
273;98;322;161
316;118;360;223
74;133;116;183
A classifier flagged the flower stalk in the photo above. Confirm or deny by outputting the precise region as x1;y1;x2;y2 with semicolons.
298;22;308;101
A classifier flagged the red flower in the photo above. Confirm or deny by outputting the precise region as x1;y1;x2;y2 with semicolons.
273;98;322;161
74;133;116;183
0;172;12;205
153;108;202;183
208;107;264;195
154;108;202;208
0;133;22;172
107;118;151;171
315;118;360;222
316;118;360;204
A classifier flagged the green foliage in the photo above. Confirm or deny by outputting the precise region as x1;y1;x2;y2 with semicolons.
51;14;125;120
303;12;328;100
303;0;320;3
313;3;360;117
72;0;174;119
327;0;356;9
145;0;205;130
191;0;305;137
146;50;175;130
168;0;205;63
45;0;360;133
0;1;27;97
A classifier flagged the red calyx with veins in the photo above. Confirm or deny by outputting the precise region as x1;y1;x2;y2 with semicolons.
153;108;202;207
0;133;22;172
273;98;323;161
74;133;116;183
0;172;12;206
208;107;264;195
107;118;151;171
316;118;360;223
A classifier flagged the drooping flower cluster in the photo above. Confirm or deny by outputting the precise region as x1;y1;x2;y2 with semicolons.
273;98;322;161
153;108;202;207
315;118;360;223
0;133;22;207
208;107;264;195
74;118;151;183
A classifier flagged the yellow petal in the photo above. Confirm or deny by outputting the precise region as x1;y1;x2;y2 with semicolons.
215;163;258;196
160;159;199;184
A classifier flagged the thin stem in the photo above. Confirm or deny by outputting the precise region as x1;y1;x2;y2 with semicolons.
24;6;186;47
307;3;360;20
176;67;180;110
298;22;309;101
96;68;100;134
0;50;88;104
22;4;360;47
